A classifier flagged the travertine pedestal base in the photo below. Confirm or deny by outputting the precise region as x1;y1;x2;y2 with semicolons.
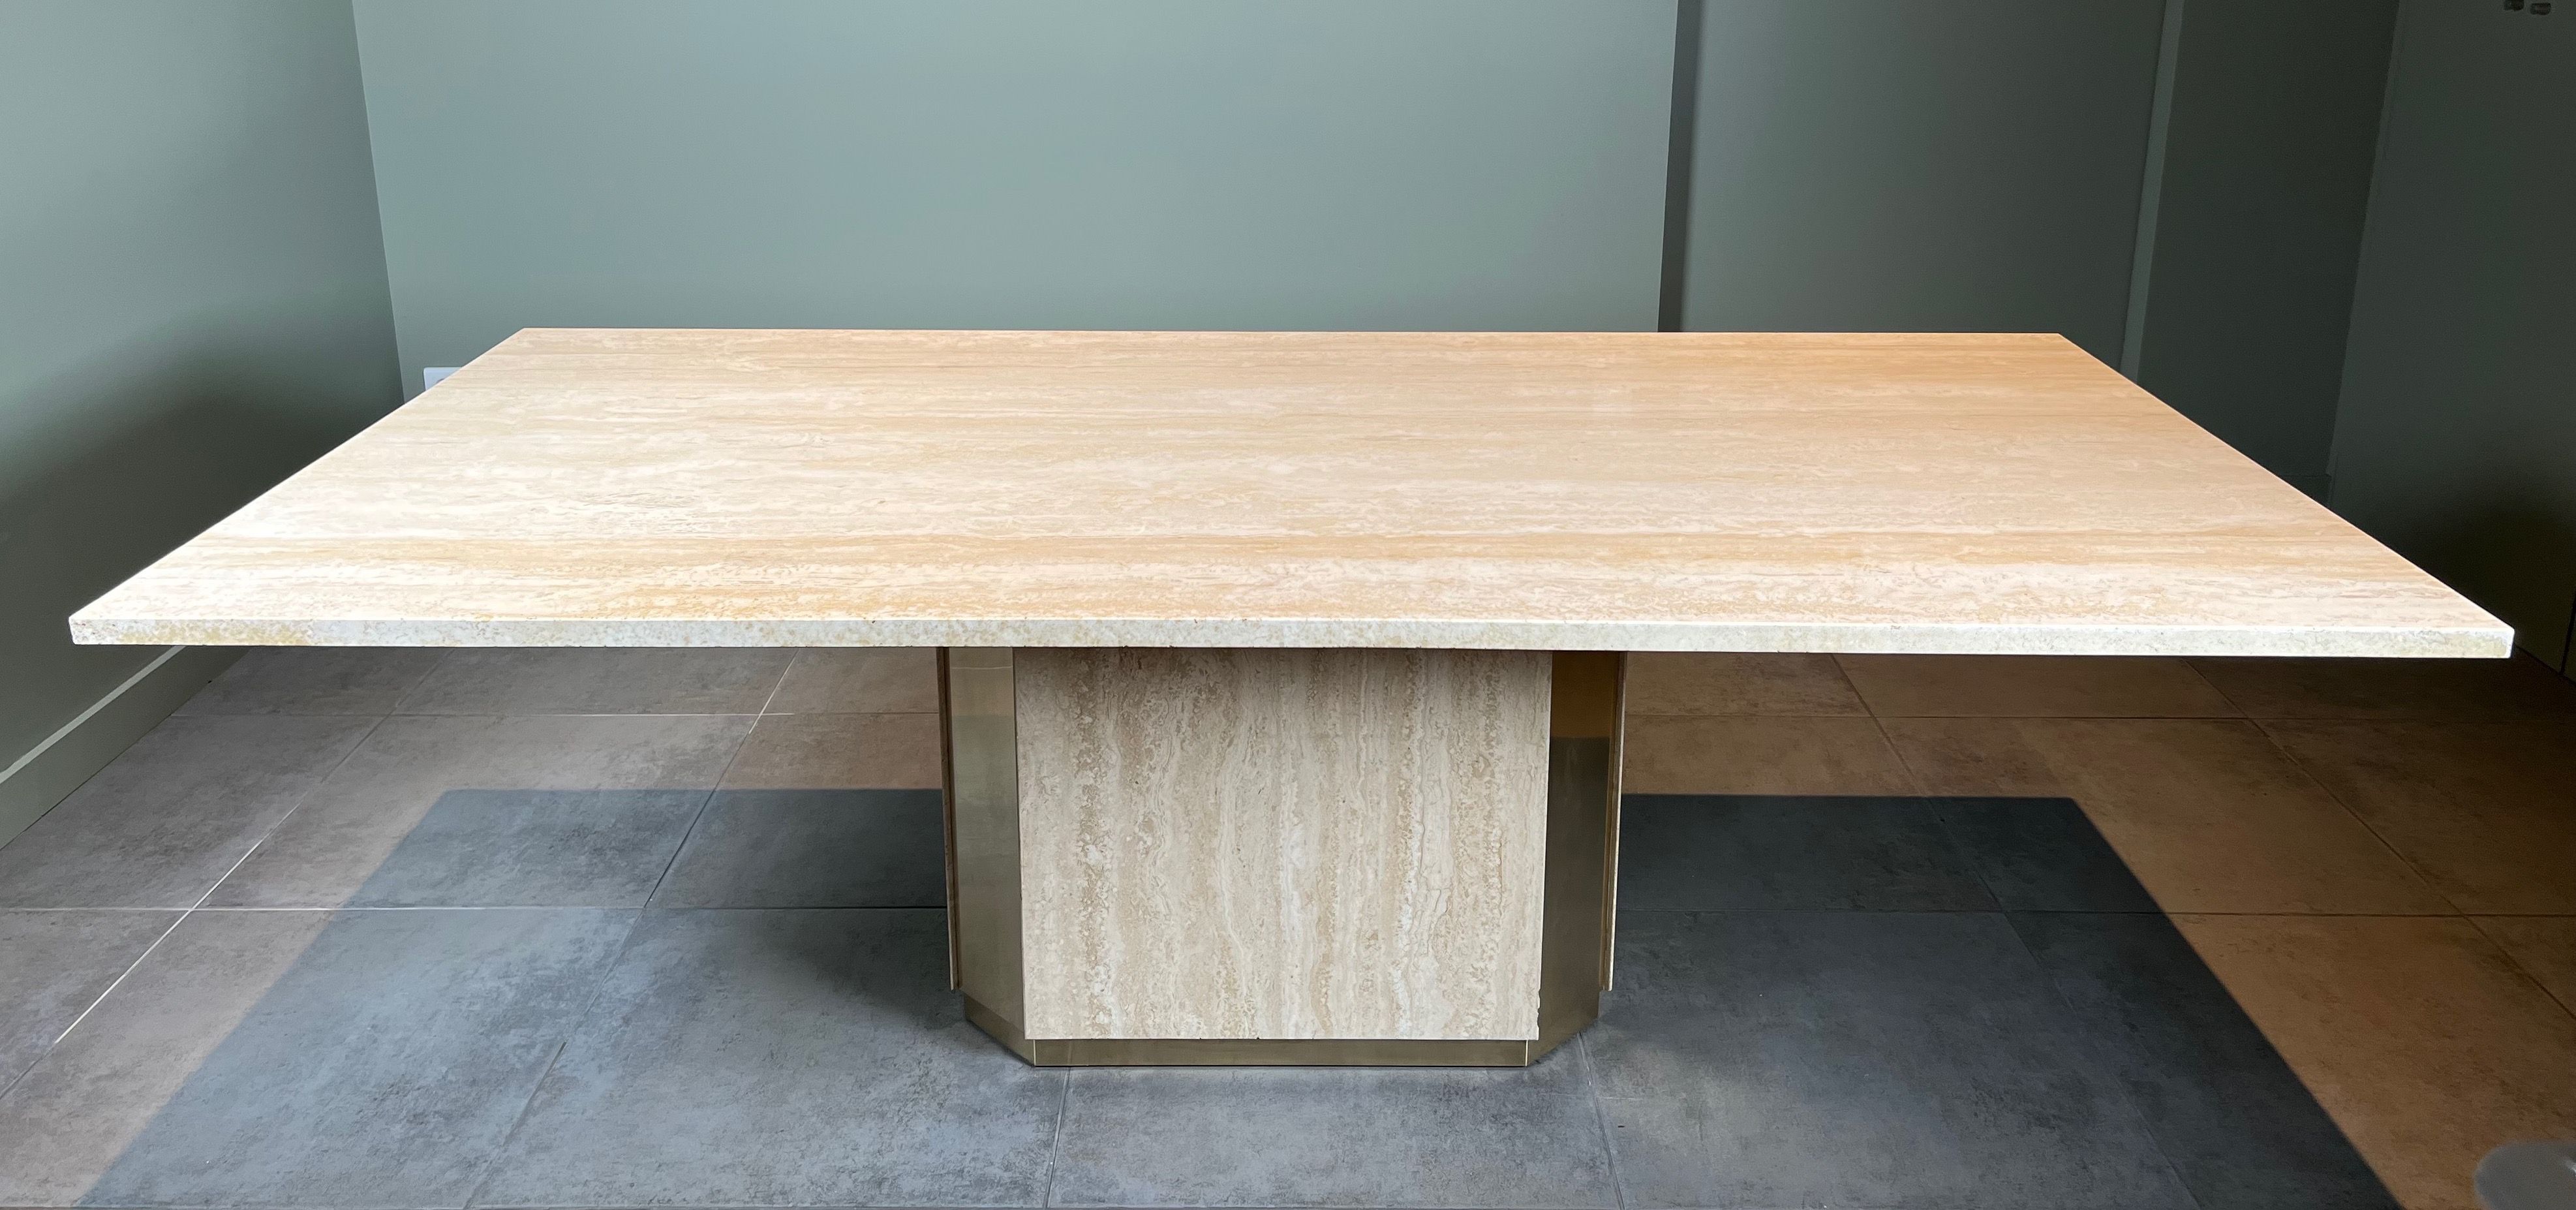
940;647;1623;1066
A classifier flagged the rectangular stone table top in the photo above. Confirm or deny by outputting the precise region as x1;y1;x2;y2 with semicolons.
72;328;2508;657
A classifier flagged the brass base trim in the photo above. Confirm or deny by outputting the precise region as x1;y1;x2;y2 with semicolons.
964;995;1569;1068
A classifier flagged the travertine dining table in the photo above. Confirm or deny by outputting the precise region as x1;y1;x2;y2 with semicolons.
73;328;2510;1066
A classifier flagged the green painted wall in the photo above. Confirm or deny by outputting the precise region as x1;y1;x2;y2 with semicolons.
0;3;399;779
352;0;1678;390
1676;0;2168;364
1674;0;2408;503
2331;0;2576;667
2133;0;2400;496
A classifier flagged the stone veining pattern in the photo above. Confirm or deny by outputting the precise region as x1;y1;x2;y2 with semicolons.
73;328;2510;657
1011;648;1552;1040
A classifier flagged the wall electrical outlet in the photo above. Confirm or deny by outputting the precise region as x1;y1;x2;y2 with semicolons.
422;367;459;392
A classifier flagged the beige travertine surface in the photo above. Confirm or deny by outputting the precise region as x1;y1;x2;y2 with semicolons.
72;328;2508;657
1011;647;1552;1040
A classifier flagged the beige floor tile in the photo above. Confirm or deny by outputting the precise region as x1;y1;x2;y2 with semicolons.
1883;718;2449;914
2190;654;2576;721
1621;715;1915;796
1623;653;1864;716
1873;717;2068;796
1836;655;2239;717
769;648;940;714
2476;917;2576;1016
2265;721;2576;914
724;713;943;790
2175;914;2576;1210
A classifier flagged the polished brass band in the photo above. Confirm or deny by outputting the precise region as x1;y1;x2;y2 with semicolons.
941;647;1625;1067
964;995;1539;1068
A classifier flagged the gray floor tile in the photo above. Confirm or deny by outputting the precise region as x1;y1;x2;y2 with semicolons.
0;910;177;1085
347;788;707;907
2015;912;2399;1210
0;715;374;908
771;647;942;714
177;648;447;715
209;714;748;908
0;910;329;1205
477;908;1059;1209
653;788;945;908
724;711;946;792
1618;795;1997;911
1590;911;2193;1210
1050;1051;1616;1209
395;647;791;715
1627;651;1868;717
1;908;630;1209
1935;797;2159;912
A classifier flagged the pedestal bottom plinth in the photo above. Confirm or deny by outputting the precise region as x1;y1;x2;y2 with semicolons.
938;647;1623;1067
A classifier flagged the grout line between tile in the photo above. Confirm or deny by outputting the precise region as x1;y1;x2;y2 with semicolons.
2243;717;2470;920
1625;709;1877;719
2466;916;2576;1026
1996;909;2213;1210
2185;657;2262;721
637;660;796;912
0;905;220;912
1862;708;1931;798
1631;710;2259;722
460;1032;579;1210
756;709;943;717
1624;906;2469;919
2175;657;2247;721
1850;711;2247;721
386;650;805;719
3;711;393;1102
176;714;391;910
1820;652;1872;715
445;658;785;1210
384;647;457;715
2444;910;2576;919
1827;653;1879;718
0;907;183;1102
171;903;947;912
1922;801;2007;914
1573;1029;1631;1210
1041;1064;1073;1209
389;711;777;719
759;649;805;718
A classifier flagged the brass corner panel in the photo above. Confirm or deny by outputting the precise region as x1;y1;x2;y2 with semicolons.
943;647;1026;1034
1536;651;1625;1057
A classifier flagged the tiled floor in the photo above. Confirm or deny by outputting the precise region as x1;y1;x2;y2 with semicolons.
1631;650;2576;1210
0;647;2568;1209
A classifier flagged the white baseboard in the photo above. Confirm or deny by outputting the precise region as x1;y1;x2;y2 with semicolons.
0;645;241;847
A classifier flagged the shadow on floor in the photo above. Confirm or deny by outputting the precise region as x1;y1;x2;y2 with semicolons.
1;790;2399;1210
